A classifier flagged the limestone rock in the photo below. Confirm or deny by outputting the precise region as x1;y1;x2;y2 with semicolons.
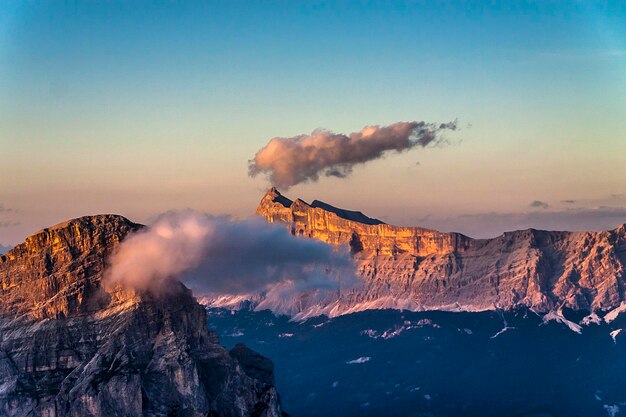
255;188;626;315
0;215;286;417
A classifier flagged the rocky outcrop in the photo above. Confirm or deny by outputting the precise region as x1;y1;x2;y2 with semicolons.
0;215;286;417
254;188;626;315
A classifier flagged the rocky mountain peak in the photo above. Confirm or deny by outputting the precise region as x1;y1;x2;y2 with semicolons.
260;187;293;209
0;215;142;320
252;189;626;316
0;214;286;417
257;188;384;226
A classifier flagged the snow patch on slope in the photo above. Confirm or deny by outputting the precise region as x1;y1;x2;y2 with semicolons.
604;404;620;417
346;357;371;364
361;319;440;340
604;303;626;323
542;310;582;334
491;326;516;339
581;312;602;326
200;292;499;321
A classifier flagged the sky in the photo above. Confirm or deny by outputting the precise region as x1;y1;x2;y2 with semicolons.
1;1;626;245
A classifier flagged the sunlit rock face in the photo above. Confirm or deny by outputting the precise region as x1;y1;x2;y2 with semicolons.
0;215;142;321
0;215;285;417
255;188;626;315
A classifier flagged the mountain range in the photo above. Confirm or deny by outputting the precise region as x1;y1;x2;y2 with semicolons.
207;187;626;320
2;189;626;416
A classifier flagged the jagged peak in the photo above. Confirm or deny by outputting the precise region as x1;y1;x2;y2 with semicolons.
261;187;293;209
258;190;626;239
291;198;311;208
310;200;384;225
257;189;385;226
0;214;144;319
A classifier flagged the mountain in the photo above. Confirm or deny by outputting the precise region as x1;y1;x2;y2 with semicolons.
235;188;626;317
0;215;286;417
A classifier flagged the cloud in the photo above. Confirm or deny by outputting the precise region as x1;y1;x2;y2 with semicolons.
0;204;18;214
0;204;19;229
0;221;19;228
561;200;576;204
530;200;550;209
249;120;457;189
0;244;12;255
105;211;356;295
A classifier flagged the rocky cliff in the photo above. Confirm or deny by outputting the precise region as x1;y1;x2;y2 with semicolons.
0;215;286;417
252;188;626;316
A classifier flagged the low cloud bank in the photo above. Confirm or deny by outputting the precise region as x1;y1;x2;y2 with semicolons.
105;211;355;295
249;120;457;189
529;200;550;209
414;207;626;239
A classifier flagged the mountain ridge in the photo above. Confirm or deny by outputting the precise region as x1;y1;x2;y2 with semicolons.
245;188;626;317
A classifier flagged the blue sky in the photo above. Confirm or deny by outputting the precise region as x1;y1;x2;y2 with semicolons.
1;1;625;244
